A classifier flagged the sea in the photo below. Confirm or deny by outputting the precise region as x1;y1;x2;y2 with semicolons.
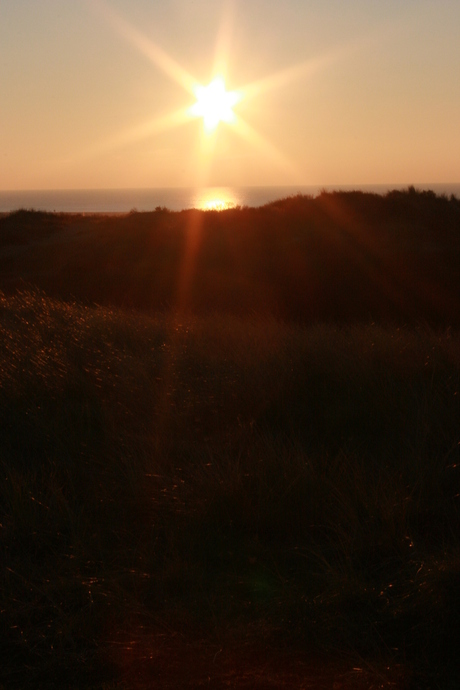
1;184;459;214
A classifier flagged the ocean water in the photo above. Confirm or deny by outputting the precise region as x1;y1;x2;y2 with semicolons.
1;184;459;213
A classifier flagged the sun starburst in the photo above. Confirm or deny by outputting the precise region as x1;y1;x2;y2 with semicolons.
189;77;241;132
84;0;358;189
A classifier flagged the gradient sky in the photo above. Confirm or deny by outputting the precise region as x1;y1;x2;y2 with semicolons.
1;0;459;190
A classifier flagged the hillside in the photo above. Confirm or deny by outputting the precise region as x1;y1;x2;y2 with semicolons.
1;188;459;326
2;189;460;688
1;290;460;688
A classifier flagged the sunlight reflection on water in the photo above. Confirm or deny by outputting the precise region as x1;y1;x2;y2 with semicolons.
2;184;460;213
193;187;241;211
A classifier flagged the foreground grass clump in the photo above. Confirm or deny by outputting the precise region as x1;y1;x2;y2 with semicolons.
1;289;460;688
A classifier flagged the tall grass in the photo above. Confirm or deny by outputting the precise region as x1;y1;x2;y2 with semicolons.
1;289;460;687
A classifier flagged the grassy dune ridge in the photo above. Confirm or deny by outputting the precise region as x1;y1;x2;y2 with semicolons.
1;188;460;326
1;288;460;688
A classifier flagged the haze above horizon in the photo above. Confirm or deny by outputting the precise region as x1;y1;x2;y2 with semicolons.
1;0;459;191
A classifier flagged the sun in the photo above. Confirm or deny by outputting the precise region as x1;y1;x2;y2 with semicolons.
189;77;241;132
88;0;324;174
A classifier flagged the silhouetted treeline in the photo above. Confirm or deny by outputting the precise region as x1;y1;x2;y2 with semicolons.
1;188;459;326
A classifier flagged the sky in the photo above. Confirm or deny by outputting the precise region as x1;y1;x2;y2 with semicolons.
1;0;459;190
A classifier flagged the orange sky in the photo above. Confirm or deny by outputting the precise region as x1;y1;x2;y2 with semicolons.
1;0;459;190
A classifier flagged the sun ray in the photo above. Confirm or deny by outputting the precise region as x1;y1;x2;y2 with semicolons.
229;115;302;181
49;107;193;175
240;54;337;101
88;0;197;94
239;32;381;102
187;127;219;193
211;0;236;80
95;107;193;153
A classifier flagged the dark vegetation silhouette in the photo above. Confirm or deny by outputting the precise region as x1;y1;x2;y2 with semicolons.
1;188;460;326
1;189;460;688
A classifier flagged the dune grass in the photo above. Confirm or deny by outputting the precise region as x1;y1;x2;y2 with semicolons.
1;189;460;328
1;288;460;688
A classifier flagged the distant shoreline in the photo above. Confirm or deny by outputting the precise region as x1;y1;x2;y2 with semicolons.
1;183;459;214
